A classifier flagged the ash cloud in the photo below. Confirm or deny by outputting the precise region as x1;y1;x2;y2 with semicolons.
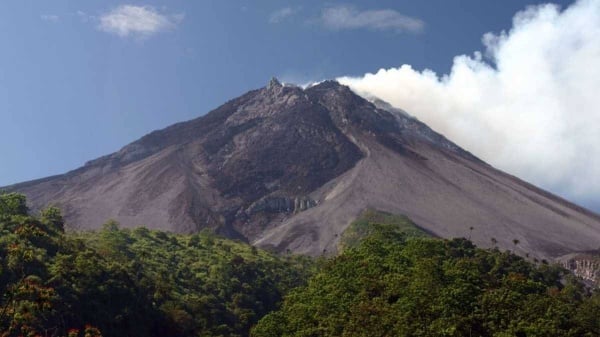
338;0;600;210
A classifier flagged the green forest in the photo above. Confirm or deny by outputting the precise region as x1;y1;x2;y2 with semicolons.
1;193;599;337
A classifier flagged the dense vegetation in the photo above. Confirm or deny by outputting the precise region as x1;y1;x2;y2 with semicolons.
338;209;429;251
2;192;600;337
0;193;313;337
253;225;600;337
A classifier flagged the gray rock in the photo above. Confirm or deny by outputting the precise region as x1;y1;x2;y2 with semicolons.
5;79;600;259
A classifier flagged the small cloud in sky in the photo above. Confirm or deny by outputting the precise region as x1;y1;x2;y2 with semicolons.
269;7;299;23
76;10;94;23
41;14;60;23
98;5;183;38
320;5;424;33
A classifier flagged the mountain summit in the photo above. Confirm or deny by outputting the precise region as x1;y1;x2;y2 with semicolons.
7;79;600;259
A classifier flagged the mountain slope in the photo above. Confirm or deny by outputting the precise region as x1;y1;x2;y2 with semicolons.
6;78;600;259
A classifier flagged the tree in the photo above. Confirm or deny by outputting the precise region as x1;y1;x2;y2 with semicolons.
40;206;65;232
0;193;28;216
252;229;593;337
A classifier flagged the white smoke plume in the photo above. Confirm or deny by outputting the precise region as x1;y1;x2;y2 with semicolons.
338;0;600;210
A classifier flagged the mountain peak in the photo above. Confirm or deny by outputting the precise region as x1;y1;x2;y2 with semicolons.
267;77;282;90
8;77;600;259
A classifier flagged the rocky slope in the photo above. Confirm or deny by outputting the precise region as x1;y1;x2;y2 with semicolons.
558;252;600;285
6;78;600;260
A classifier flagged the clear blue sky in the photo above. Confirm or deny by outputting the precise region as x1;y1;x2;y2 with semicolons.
0;0;574;187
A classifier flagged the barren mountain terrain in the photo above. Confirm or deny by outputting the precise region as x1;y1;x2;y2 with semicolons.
7;78;600;260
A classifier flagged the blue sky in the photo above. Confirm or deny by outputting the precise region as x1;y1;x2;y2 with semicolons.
3;0;590;205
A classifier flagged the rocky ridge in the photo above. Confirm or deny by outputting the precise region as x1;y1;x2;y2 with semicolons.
558;252;600;285
6;78;600;260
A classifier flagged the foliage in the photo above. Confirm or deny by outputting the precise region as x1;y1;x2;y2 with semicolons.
0;193;314;337
338;209;428;251
253;229;600;337
3;194;599;337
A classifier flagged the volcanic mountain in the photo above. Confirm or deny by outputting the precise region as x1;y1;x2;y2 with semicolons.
6;78;600;259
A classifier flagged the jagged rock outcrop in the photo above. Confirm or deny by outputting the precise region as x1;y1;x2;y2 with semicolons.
267;77;282;90
558;252;600;284
246;196;317;215
6;78;600;259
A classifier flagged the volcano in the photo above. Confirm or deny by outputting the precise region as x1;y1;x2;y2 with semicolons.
7;78;600;259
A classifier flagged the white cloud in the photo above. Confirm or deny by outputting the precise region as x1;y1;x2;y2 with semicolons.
338;0;600;208
269;7;298;23
321;5;424;33
41;14;59;23
98;5;183;38
76;10;94;23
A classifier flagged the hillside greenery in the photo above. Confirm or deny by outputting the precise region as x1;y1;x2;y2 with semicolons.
0;192;314;337
338;209;429;251
253;224;600;337
2;192;600;337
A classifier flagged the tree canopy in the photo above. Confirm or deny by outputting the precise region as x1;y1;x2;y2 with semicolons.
1;193;599;337
0;193;313;337
252;225;600;337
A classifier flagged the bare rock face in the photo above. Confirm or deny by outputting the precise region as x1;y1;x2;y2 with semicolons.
558;252;600;285
246;196;317;215
6;78;600;260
